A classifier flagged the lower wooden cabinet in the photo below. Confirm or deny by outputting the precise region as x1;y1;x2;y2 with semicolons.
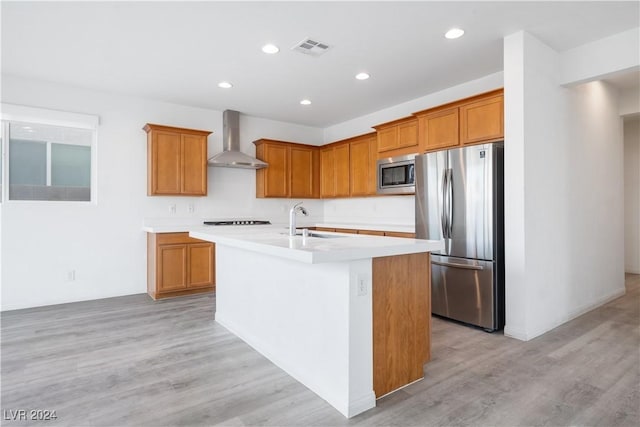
147;232;215;299
382;231;416;238
310;227;415;238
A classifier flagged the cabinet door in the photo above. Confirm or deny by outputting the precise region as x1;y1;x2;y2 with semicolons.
368;135;379;195
158;244;188;292
350;138;371;197
460;95;504;145
320;147;335;198
377;127;397;153
181;134;207;195
263;143;289;197
290;146;314;198
397;120;418;149
335;144;350;197
188;243;215;289
421;107;459;151
151;131;181;194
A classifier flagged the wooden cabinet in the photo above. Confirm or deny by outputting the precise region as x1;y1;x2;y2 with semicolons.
460;94;504;145
144;124;211;196
147;232;215;300
373;252;430;397
349;133;378;197
311;227;415;237
373;117;418;158
254;139;319;198
358;229;385;236
414;89;504;153
383;231;416;238
320;142;350;198
290;145;317;198
417;107;460;151
256;141;289;198
321;132;377;198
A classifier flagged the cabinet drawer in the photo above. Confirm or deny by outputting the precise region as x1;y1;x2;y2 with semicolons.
384;231;416;238
358;229;385;236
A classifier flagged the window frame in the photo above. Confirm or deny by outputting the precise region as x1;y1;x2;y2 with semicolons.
1;103;99;204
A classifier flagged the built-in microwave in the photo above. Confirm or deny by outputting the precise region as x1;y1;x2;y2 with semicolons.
377;154;416;194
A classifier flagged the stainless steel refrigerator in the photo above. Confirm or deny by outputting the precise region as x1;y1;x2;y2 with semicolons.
415;143;504;331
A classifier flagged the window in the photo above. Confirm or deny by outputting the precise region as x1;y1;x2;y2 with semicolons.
1;104;98;202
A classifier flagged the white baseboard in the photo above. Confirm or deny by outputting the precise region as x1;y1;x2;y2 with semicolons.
505;287;626;342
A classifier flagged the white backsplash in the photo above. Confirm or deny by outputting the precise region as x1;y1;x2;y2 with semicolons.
323;196;415;226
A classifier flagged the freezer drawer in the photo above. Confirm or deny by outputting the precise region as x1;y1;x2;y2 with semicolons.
431;255;496;330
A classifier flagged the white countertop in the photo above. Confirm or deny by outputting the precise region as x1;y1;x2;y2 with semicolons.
142;221;415;234
188;225;442;264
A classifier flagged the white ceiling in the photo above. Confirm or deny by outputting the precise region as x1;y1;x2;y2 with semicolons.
2;1;638;127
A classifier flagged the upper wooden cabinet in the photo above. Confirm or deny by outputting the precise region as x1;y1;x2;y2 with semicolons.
320;132;377;198
320;142;350;198
290;145;317;198
373;117;418;158
414;89;504;153
144;124;211;196
254;139;319;198
348;133;377;197
459;93;504;145
417;107;460;151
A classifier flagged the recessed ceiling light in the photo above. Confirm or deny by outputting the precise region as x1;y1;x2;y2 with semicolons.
218;81;233;89
262;44;280;54
300;99;312;106
445;28;465;39
355;72;370;80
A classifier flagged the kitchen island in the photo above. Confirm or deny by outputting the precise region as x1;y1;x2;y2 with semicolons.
189;226;442;418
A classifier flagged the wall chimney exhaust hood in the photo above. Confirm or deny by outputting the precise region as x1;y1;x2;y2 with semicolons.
207;110;268;169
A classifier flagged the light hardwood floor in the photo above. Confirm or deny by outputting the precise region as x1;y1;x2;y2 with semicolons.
2;275;638;427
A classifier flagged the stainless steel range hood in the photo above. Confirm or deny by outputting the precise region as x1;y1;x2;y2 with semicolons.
207;110;268;169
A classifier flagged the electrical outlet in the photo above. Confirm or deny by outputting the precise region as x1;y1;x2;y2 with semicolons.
67;270;76;282
188;203;195;213
169;204;177;215
357;276;368;296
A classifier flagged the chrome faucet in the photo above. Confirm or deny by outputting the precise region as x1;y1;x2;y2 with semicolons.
289;202;309;236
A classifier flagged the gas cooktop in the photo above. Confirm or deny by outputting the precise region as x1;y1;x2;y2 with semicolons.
203;220;271;226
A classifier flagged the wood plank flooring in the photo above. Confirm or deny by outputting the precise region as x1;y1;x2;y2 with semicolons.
2;274;638;426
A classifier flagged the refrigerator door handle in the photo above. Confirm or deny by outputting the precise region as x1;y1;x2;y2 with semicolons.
432;260;484;270
441;169;448;238
446;168;453;238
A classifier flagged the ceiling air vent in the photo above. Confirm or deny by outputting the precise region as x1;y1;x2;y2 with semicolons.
291;38;331;57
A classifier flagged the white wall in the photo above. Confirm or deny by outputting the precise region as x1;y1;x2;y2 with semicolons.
323;72;504;143
624;117;640;274
620;86;640;117
0;75;324;311
560;27;640;86
504;32;626;341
